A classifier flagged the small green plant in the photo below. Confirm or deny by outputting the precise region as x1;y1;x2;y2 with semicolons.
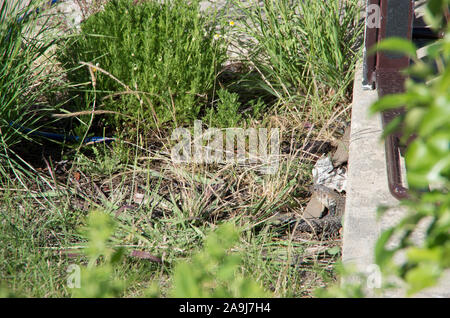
59;0;228;132
71;210;125;298
170;223;271;297
203;88;242;128
74;142;128;177
71;217;270;297
314;263;367;298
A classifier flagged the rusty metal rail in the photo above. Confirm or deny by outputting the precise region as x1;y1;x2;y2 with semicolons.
362;0;442;200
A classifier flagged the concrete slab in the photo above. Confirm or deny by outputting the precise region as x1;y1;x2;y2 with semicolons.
342;64;450;297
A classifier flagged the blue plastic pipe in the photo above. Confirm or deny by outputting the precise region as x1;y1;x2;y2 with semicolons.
9;122;115;144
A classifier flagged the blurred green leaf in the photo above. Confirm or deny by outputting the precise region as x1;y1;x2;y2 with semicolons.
370;94;408;114
374;228;396;268
327;246;341;256
405;263;441;296
370;37;417;59
170;223;270;298
407;247;442;263
424;0;449;30
72;210;124;298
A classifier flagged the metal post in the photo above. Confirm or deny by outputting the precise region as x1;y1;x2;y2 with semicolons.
362;0;380;89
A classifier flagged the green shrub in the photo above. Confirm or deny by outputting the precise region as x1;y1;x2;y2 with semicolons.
170;223;270;297
71;210;125;298
70;213;269;298
59;0;228;131
370;18;450;295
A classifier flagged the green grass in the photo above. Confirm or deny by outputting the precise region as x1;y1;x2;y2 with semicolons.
229;0;363;102
0;0;361;298
0;138;340;297
0;0;63;182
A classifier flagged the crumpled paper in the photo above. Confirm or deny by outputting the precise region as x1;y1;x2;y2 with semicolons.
312;156;346;193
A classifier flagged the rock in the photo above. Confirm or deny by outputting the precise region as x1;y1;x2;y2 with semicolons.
303;193;325;219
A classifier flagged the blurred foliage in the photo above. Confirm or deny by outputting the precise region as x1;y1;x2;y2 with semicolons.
170;223;271;298
319;0;450;297
71;210;124;297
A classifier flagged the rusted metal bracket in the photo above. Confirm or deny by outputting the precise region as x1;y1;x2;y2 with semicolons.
363;0;414;200
363;1;443;89
376;0;414;200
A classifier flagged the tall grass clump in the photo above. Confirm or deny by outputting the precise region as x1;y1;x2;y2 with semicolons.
59;0;228;132
232;0;363;101
0;0;60;179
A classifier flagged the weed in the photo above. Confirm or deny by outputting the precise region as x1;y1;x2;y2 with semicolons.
203;88;242;128
71;210;125;297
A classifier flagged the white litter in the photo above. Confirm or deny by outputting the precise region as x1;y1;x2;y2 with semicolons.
312;156;347;192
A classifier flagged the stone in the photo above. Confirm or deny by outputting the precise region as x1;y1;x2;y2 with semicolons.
303;193;325;219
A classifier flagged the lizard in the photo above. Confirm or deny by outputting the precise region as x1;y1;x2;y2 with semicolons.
292;184;346;237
